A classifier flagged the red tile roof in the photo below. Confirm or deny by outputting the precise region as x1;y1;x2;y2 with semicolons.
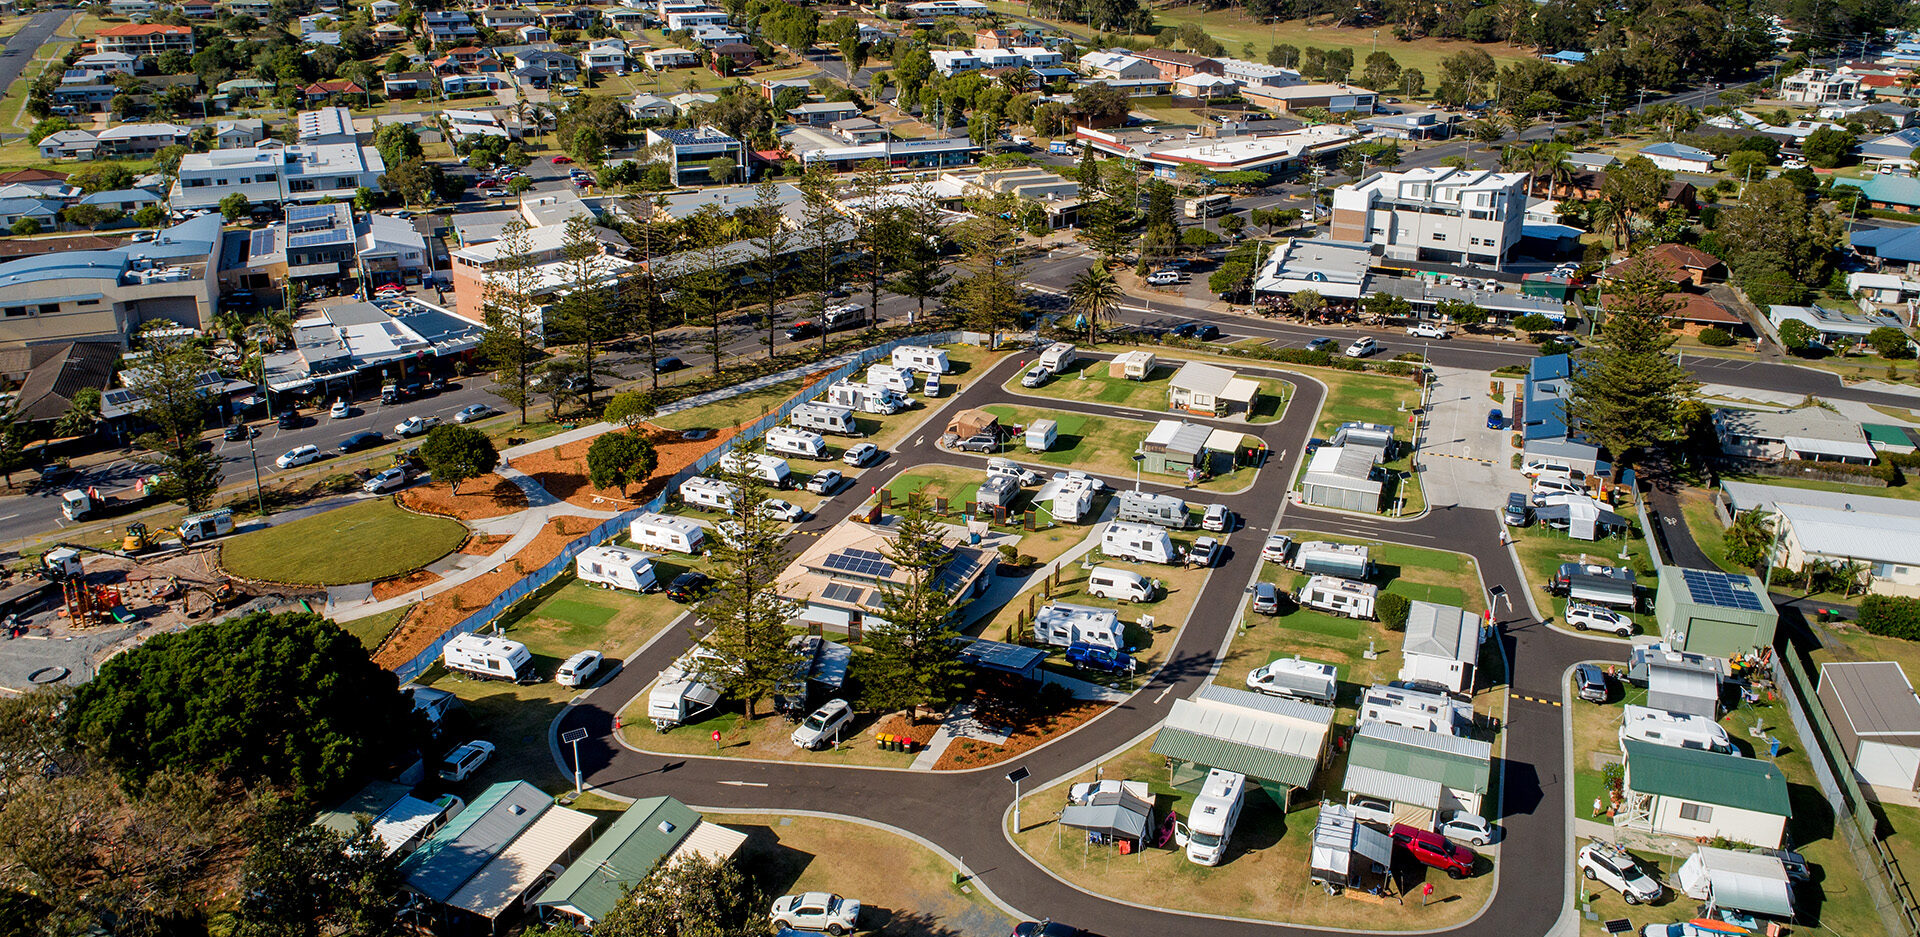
97;23;192;35
0;168;69;183
303;80;365;94
1666;292;1741;325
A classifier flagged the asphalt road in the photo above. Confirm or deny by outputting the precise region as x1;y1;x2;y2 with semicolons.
0;9;72;100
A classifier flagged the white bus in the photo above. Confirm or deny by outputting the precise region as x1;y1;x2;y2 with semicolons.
1184;193;1231;218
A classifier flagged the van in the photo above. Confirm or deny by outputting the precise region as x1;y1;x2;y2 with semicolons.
765;426;829;460
1101;521;1180;565
923;372;942;397
865;364;915;394
1530;476;1585;502
679;476;739;512
986;457;1042;486
790;402;860;436
178;508;235;543
1619;704;1733;754
1179;769;1246;866
1296;575;1379;619
824;380;906;415
1521;459;1585;483
891;345;951;374
1086;566;1157;603
1115;489;1190;528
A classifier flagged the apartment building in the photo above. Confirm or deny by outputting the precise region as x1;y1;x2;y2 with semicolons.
94;23;195;57
1780;68;1863;103
0;214;224;348
170;143;387;211
1133;49;1224;82
1330;166;1529;267
447;213;633;323
644;126;746;185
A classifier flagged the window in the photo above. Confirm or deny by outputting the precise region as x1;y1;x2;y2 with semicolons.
38;304;59;315
1873;562;1907;579
3;306;26;317
1679;802;1712;822
1431;232;1447;242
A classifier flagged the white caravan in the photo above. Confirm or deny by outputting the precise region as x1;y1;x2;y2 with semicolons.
790;402;860;435
679;476;739;512
1179;769;1247;866
1619;704;1735;754
1295;575;1379;619
865;364;916;394
574;545;658;592
891;345;951;374
442;633;536;683
1032;603;1123;650
719;451;793;489
1115;489;1191;528
648;647;730;730
765;426;830;460
1101;522;1181;565
629;512;705;554
825;380;907;414
1357;683;1473;735
1038;341;1077;372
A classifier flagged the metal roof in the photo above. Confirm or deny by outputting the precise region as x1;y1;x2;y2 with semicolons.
314;779;413;838
1343;763;1443;808
1347;722;1492;794
1624;741;1791;815
1819;661;1920;742
1695;846;1796;917
399;780;551;902
535;797;711;923
1648;662;1721;701
449;804;595;920
1403;601;1480;664
1151;688;1332;788
957;638;1046;676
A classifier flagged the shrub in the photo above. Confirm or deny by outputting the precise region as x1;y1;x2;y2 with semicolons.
1858;594;1920;641
1377;592;1412;631
1697;327;1735;347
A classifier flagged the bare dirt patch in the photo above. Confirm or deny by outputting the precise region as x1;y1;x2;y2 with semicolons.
371;569;442;602
513;424;740;511
874;713;941;747
398;474;527;520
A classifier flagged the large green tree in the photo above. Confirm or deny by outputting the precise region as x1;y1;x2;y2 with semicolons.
1066;262;1122;344
232;803;403;937
593;854;762;937
1711;176;1842;307
860;495;970;717
1566;253;1699;476
585;429;657;497
126;337;221;511
420;423;499;495
476;219;547;423
691;442;801;718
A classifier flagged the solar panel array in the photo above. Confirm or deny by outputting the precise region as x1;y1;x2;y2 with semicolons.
820;582;865;604
285;204;335;222
289;229;351;249
821;548;893;578
935;550;983;593
1680;567;1765;612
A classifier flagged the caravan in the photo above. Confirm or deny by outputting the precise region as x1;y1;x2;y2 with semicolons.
790;402;860;436
1179;769;1247;866
1032;603;1123;650
1619;704;1734;754
825;380;907;415
891;345;951;374
648;647;729;729
442;634;536;683
1245;656;1339;703
1296;575;1379;619
1357;683;1472;735
574;546;658;592
1025;418;1058;452
1051;480;1095;523
719;451;793;489
1550;562;1637;609
1038;342;1077;372
765;426;830;460
679;476;739;512
1086;566;1158;603
1291;541;1372;579
1101;522;1181;565
865;364;916;394
1115;489;1191;528
628;512;705;554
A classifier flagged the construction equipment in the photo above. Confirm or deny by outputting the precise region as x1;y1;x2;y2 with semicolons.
123;523;150;552
184;581;242;619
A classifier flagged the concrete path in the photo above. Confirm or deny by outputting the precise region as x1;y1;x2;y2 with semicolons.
910;701;1011;770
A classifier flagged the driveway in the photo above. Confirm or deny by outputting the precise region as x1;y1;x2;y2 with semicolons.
1420;365;1526;511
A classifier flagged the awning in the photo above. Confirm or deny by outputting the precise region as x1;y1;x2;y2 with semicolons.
448;805;595;920
370;797;444;855
1356;822;1393;865
1059;801;1151;841
289;261;341;277
668;819;748;865
1342;764;1443;809
1783;435;1877;461
1700;849;1796;917
1205;429;1249;455
1220;378;1260;405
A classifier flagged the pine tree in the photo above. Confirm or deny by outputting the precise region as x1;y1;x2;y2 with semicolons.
886;180;950;325
1566;252;1699;476
691;441;798;718
477;219;545;424
552;212;619;409
851;159;893;331
797;169;842;356
862;495;971;718
749;177;792;361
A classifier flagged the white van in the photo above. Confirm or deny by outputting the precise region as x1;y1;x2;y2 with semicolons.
865;364;915;394
1619;704;1734;754
1295;575;1379;619
891;345;951;374
1179;769;1246;866
679;476;738;511
765;426;829;460
790;402;860;436
629;512;705;554
1101;521;1180;565
719;451;793;488
986;457;1042;486
1086;566;1157;603
1522;459;1586;483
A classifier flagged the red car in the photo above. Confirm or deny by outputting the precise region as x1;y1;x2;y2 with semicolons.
475;178;501;189
1390;823;1476;879
552;155;574;164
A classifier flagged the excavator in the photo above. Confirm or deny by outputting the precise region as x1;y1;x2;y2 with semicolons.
123;523;150;552
182;580;242;619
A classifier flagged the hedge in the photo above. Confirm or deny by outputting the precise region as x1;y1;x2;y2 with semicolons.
1378;592;1412;632
1859;594;1920;641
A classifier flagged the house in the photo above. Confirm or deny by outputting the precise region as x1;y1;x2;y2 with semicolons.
665;8;729;30
370;0;400;18
1399;601;1482;695
1713;405;1874;464
171;143;387;211
78;187;163;213
1354;110;1453;140
1834;174;1920;212
1166;360;1259;417
626;93;676;120
1174;73;1243;99
1771;500;1920;597
94;23;195;56
534;797;747;927
1639;141;1715;173
902;0;988;14
1855;127;1920;165
1239;81;1378;115
1150;683;1335;803
689;24;748;47
1541;49;1588;65
1300;445;1383;512
712;42;759;70
583;40;628;73
1139;418;1217;477
788;100;861;126
1653;566;1778;660
372;22;410;44
517;24;550;42
397;780;596;928
37;130;99;161
1134;48;1224;82
302;80;365;106
1852;224;1920;276
0;341;118;422
1078;50;1157;80
1780;67;1863;103
1605;242;1725;287
514;50;579;82
772;519;996;634
358;212;430;285
1619;741;1790;847
1343;722;1492;825
424;10;477;40
645;126;747;185
1330;167;1529;267
214;118;265;148
645;47;701;69
1769;301;1908;346
1519;354;1608;474
382;72;434;98
62;51;137;83
1818;661;1920;794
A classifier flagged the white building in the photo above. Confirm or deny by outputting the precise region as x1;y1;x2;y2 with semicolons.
1818;661;1920;794
1330;166;1529;267
170;143;387;211
1399;601;1482;694
296;106;358;145
358;213;430;284
1620;740;1791;848
1780;67;1863;103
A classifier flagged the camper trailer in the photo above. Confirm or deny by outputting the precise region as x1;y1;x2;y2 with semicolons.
442;633;536;683
1291;541;1372;579
628;512;705;554
825;380;907;415
891;345;951;374
1619;704;1734;754
1245;656;1339;703
765;426;830;460
1109;350;1156;380
1032;603;1123;650
790;402;860;436
719;451;793;489
679;476;739;512
1296;575;1379;619
975;474;1021;510
1086;566;1158;603
1179;769;1247;866
1115;490;1191;528
1051;481;1095;523
1038;342;1077;372
1026;419;1058;452
865;364;916;394
575;546;659;592
1550;562;1638;609
1357;683;1472;735
648;647;729;729
178;509;235;543
1102;522;1182;565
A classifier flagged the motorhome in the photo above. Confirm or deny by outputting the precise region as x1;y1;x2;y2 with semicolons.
575;546;658;592
865;364;915;394
1051;481;1095;523
1101;522;1181;565
1025;418;1058;452
1550;562;1637;609
765;426;829;460
178;508;235;543
1296;575;1379;619
1032;602;1123;650
1356;683;1472;735
1086;566;1157;603
679;476;739;512
1038;342;1077;372
628;512;705;554
719;451;793;488
825;380;907;415
1245;656;1339;703
1291;541;1371;579
986;457;1042;486
648;647;729;729
1619;704;1734;754
442;633;536;683
891;345;951;374
1115;489;1191;528
790;402;860;435
1180;769;1247;866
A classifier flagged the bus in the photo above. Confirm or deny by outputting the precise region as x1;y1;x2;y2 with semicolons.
1184;193;1231;218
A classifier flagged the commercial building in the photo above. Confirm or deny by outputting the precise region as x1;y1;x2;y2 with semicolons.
1133;48;1224;82
1331;167;1529;266
1780;67;1863;103
1078;50;1157;80
447;208;632;322
1817;661;1920;795
0;213;224;348
1768;302;1908;345
1653;566;1778;659
1250;237;1373;299
258;296;484;396
645;126;747;185
296;106;358;145
1075;123;1354;179
170;143;387;211
1240;81;1378;114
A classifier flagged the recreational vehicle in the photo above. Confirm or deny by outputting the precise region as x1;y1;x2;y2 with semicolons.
1550;562;1637;609
1038;342;1077;372
679;476;739;512
765;426;830;460
574;546;658;592
1086;566;1157;603
1032;603;1123;650
891;345;951;374
1108;350;1156;380
825;380;907;415
648;647;729;730
1101;522;1181;565
1115;489;1191;528
1051;482;1095;523
975;474;1022;510
629;512;705;554
719;451;793;489
1026;418;1058;452
1179;769;1247;866
1296;575;1379;619
442;633;536;683
1619;704;1734;754
1245;656;1339;703
1291;541;1371;579
790;402;860;435
865;364;916;394
1357;683;1472;735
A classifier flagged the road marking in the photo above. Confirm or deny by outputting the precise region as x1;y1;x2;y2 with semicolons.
718;780;769;787
0;514;16;522
1154;683;1174;703
1512;694;1562;707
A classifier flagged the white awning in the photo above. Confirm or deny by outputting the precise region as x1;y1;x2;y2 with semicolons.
669;819;748;865
289;261;340;277
1205;429;1247;454
1783;434;1877;461
1343;764;1442;809
448;805;595;920
1220;378;1260;405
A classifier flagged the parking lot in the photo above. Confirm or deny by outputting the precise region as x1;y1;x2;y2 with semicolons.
1418;366;1528;513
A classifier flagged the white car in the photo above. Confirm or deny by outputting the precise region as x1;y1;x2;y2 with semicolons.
1437;811;1496;846
555;650;604;688
1188;536;1221;567
329;400;351;419
1201;503;1232;532
1344;336;1379;358
1531;477;1585;502
1580;842;1664;905
1347;796;1394;826
1021;364;1052;387
770;892;861;934
1565;602;1635;637
394;415;441;437
842;443;879;467
1260;533;1293;564
453;403;493;424
805;469;844;494
762;499;806;522
790;698;853;749
1146;270;1183;286
362;467;407;493
436;740;496;782
276;444;320;469
1407;322;1450;339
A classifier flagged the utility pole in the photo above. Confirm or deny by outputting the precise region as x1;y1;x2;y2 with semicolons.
245;434;266;518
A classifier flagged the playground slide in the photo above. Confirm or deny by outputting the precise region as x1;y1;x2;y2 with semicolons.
110;606;137;624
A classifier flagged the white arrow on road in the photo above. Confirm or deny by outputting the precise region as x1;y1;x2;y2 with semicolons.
717;780;769;787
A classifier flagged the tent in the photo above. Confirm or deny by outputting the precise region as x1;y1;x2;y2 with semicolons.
1310;804;1394;890
1058;784;1154;845
1678;847;1796;919
945;408;1002;440
1535;494;1628;541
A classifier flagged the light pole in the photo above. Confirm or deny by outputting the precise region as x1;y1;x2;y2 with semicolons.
1007;766;1030;831
1132;450;1145;491
244;433;266;518
562;727;589;794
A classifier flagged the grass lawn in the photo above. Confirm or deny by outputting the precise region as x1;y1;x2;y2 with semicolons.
1510;508;1656;632
979;403;1261;493
1676;488;1736;573
1807;624;1920;690
1010;734;1495;928
1003;356;1294;424
219;498;468;585
336;605;410;650
1313;369;1422;439
497;576;692;662
651;376;807;432
886;463;988;512
973;547;1216;676
618;696;922;768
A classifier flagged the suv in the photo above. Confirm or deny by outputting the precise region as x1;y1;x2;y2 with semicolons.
667;571;712;602
1146;270;1183;286
1578;842;1663;905
1305;337;1338;353
1345;336;1379;358
1251;582;1281;614
1260;534;1294;564
842;443;880;467
1348;796;1394;827
1021;364;1052;387
790;699;853;749
1391;823;1477;879
1566;602;1634;637
1202;503;1232;532
1575;662;1611;703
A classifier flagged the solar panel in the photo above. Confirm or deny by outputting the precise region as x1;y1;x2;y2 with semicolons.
1680;568;1765;612
820;548;893;578
289;231;348;249
285;204;335;221
820;583;864;604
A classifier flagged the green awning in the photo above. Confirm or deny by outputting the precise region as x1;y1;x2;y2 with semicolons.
1152;727;1317;788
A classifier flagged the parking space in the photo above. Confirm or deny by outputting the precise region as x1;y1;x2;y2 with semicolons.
1419;366;1527;512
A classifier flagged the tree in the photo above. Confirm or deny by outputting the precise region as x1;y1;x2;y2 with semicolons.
477;219;546;423
66;162;134;194
1362;51;1401;92
1800;126;1856;169
1724;509;1775;570
706;155;737;184
373;121;422;170
552;213;620;408
858;494;971;717
125;337;221;510
595;854;762;937
1596;156;1671;248
220;192;252;221
420;423;498;495
1778;318;1819;354
1869;325;1916;358
0;401;26;489
1565;253;1699;475
539;356;583;419
68;610;414;799
9;218;39;237
948;195;1025;346
586;429;657;497
603;390;658;431
55;387;101;439
232;804;403;937
886;181;950;325
381;157;448;207
1714;177;1841;307
748;177;792;360
1066;263;1121;344
28;117;75;144
691;441;800;719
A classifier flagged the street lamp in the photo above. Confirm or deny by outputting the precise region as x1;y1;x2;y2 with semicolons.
244;433;266;518
1007;766;1030;831
1132;450;1145;491
562;727;589;794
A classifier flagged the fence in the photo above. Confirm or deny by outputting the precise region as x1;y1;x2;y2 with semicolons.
389;332;967;684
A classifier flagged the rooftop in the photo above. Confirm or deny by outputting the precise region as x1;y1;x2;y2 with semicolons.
1403;601;1480;663
1777;501;1920;565
1624;740;1791;815
1820;661;1920;741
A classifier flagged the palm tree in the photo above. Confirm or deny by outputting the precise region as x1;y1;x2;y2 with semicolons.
1066;264;1121;345
999;66;1033;94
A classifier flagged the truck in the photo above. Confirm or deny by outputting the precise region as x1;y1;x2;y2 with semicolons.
442;633;537;683
1101;521;1181;565
648;647;730;729
1115;489;1190;528
1291;541;1371;579
1049;140;1078;156
824;380;907;415
1178;769;1247;866
1032;602;1123;650
59;475;162;520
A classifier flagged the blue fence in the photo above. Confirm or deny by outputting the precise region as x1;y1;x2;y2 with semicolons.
390;332;966;684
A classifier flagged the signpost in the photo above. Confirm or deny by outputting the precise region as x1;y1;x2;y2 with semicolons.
561;727;589;794
1007;766;1031;831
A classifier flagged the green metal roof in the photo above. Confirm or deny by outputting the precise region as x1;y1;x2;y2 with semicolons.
1624;741;1791;815
1347;727;1492;794
313;780;411;838
1151;727;1319;788
1862;423;1914;447
534;797;701;922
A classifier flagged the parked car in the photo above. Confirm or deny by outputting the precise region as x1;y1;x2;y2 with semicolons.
224;423;255;440
1347;796;1394;826
955;433;999;452
1201;503;1232;532
667;571;712;602
1021;364;1052;387
436;740;496;782
786;320;822;340
806;469;844;494
843;443;880;467
339;431;385;453
1345;336;1379;358
329;399;351;419
655;355;684;372
556;650;604;688
1171;322;1221;340
1252;582;1281;615
278;410;301;429
1066;642;1135;672
1566;602;1634;637
1575;662;1611;703
551;155;574;164
1531;477;1585;503
762;499;806;522
1486;408;1505;430
769;892;861;934
276;444;320;469
1260;533;1293;564
363;467;407;493
1188;536;1221;567
1579;842;1664;905
1503;491;1532;526
790;699;853;749
1436;811;1495;846
394;415;441;437
1407;322;1450;339
1305;337;1338;353
1012;924;1088;937
1146;270;1183;286
1390;823;1476;878
454;403;493;424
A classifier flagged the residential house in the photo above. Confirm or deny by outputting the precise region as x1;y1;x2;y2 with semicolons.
77;187;163;213
1772;500;1920;597
644;47;701;69
1078;50;1158;80
789;100;862;126
61;52;137;84
1149;683;1335;803
1604;242;1725;286
480;7;539;29
371;22;409;44
1835;175;1920;212
0;199;62;228
1618;741;1790;847
1818;661;1920;794
665;8;729;30
302;80;365;106
517;24;550;42
108;0;159;19
446;209;631;322
711;42;758;70
94;23;195;56
1780;67;1863;103
358;212;430;286
533;797;746;927
1330;166;1529;266
1343;722;1493;825
645;126;746;185
1769;302;1908;345
1399;601;1482;695
1713;405;1874;464
1519;353;1608;474
214;118;265;148
626;93;675;120
973;25;1040;48
1652;566;1778;660
423;10;477;41
0;341;119;423
1855;127;1920;166
1639;141;1715;173
37;130;100;161
370;0;400;18
1174;73;1242;99
584;39;628;73
1167;360;1259;417
382;72;434;98
1134;48;1224;82
688;24;748;47
397;781;595;929
178;0;217;16
902;0;988;14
